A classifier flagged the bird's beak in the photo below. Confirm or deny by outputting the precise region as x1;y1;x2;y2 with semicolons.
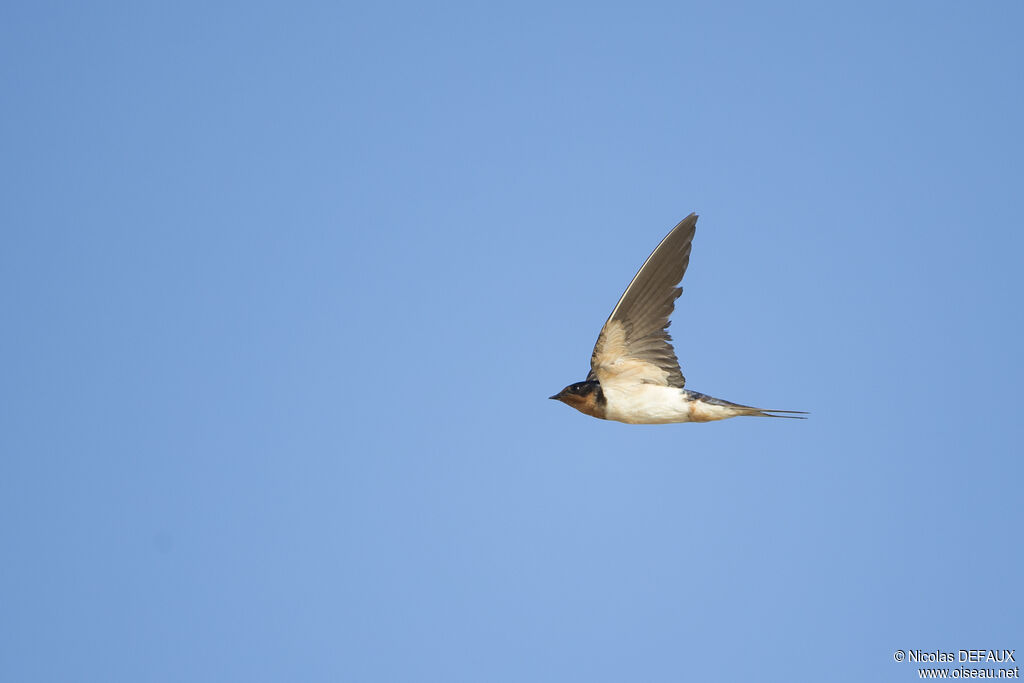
549;393;561;400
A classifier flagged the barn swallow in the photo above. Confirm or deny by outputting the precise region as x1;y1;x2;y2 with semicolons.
551;213;806;424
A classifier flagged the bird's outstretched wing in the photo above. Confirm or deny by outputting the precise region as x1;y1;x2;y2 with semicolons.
587;214;697;388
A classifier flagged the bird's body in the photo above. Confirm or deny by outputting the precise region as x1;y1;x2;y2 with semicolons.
607;386;755;424
557;382;791;424
550;214;805;424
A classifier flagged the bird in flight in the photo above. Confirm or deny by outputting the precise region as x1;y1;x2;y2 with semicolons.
550;214;806;424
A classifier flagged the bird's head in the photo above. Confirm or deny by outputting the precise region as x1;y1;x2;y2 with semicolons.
549;381;605;418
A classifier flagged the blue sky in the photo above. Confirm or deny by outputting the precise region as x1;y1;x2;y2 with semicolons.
2;2;1022;681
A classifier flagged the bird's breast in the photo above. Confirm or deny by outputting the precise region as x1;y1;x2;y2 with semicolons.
602;384;694;424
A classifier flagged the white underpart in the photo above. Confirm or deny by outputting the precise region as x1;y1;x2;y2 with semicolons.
602;384;693;424
602;383;746;424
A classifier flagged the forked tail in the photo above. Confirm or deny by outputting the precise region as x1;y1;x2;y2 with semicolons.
747;408;809;420
683;390;808;420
